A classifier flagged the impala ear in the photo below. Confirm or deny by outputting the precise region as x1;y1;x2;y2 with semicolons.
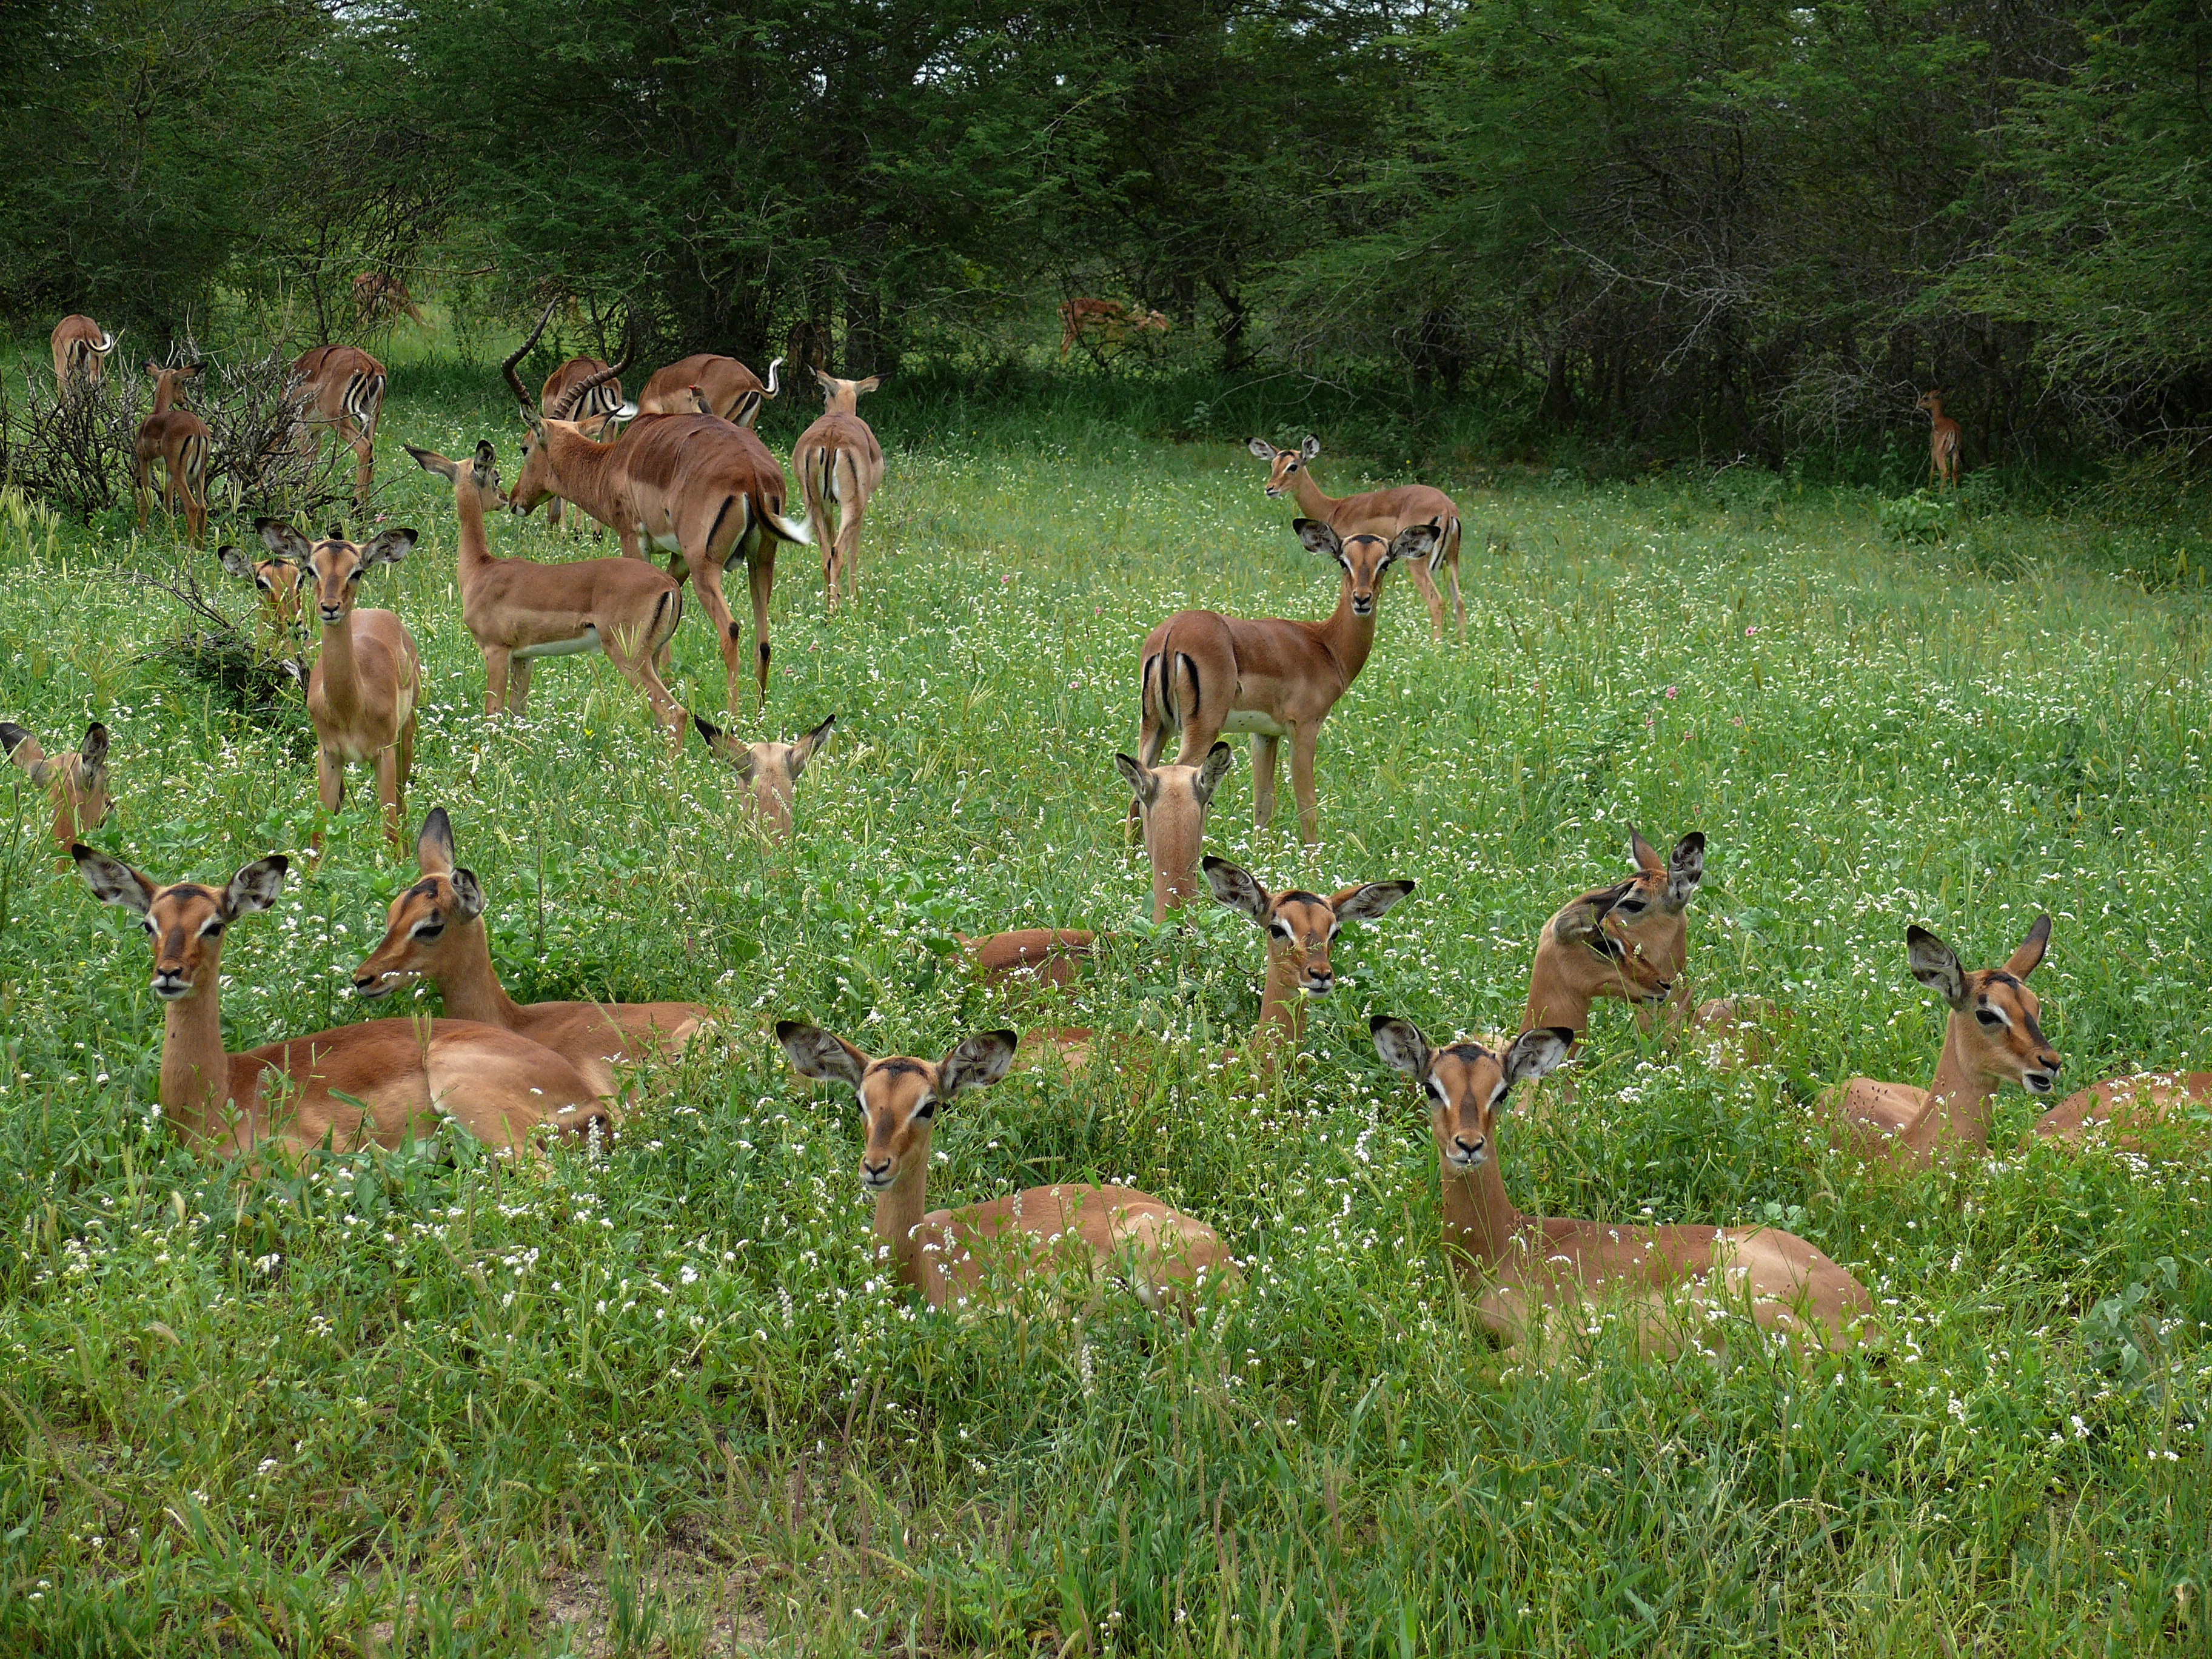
78;723;108;772
72;845;156;915
1387;520;1438;567
416;807;456;875
1194;741;1235;804
1114;752;1158;808
1554;897;1621;959
447;867;488;921
2005;913;2052;979
255;517;312;561
1906;926;1968;1009
1246;437;1276;460
1664;833;1705;912
853;375;883;395
223;856;289;919
521;407;550;443
0;722;39;769
1299;434;1322;460
404;443;457;481
695;715;756;780
1504;1027;1574;1086
360;528;417;567
1202;856;1271;925
1292;518;1342;559
1329;880;1415;926
1629;829;1664;874
217;543;257;581
938;1029;1017;1097
777;1021;870;1090
1369;1015;1432;1080
790;713;836;775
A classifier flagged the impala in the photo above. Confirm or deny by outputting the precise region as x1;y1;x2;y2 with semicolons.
1825;917;2062;1168
500;305;811;713
75;848;610;1158
1523;830;1707;1036
133;363;212;544
290;344;386;506
779;1022;1234;1311
1059;298;1169;357
791;369;885;612
694;712;836;840
537;354;629;528
1372;1019;1874;1353
353;809;711;1096
1248;436;1465;643
256;518;420;853
1917;390;1961;489
1115;743;1234;922
636;354;780;424
405;440;686;737
51;315;119;394
2030;1066;2212;1150
1136;518;1436;845
218;543;309;662
352;272;426;326
2;720;110;859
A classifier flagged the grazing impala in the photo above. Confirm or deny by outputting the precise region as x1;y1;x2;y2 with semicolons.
637;354;780;423
694;712;836;840
1136;518;1436;845
218;543;309;662
1114;743;1234;922
1917;390;1962;489
2;720;110;860
76;846;609;1158
257;518;420;853
352;272;426;326
290;344;386;506
1372;1020;1874;1353
1248;437;1466;644
1825;917;2062;1168
51;315;119;394
537;355;629;528
353;809;710;1096
404;440;687;737
133;363;212;544
500;304;812;713
791;369;885;612
779;1022;1234;1311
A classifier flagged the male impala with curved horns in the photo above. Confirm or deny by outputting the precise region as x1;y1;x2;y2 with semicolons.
52;315;119;395
1136;518;1436;845
778;1022;1235;1312
1371;1020;1874;1354
500;304;812;714
404;440;687;738
537;354;629;529
637;354;780;424
792;369;885;612
133;363;212;545
1249;435;1466;643
74;846;611;1159
289;344;387;506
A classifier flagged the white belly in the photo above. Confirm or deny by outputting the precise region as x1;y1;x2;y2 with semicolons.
514;627;602;662
1220;709;1292;739
646;528;683;554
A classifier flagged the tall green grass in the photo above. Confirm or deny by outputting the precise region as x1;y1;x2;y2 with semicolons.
0;358;2206;1655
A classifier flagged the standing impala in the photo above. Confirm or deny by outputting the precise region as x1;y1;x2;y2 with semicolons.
353;809;711;1096
1371;1019;1872;1353
75;846;609;1158
1825;917;2062;1168
1115;743;1233;922
2;720;110;860
404;440;688;739
1249;436;1465;643
779;1022;1234;1311
500;304;811;714
537;355;629;528
133;363;212;544
1135;518;1436;845
290;344;386;506
637;354;779;423
1917;390;1962;489
51;315;119;395
791;369;885;612
257;518;420;854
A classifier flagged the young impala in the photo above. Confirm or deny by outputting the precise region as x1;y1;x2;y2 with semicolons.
1825;917;2062;1168
779;1022;1234;1311
352;810;711;1093
791;369;885;612
405;440;688;738
218;544;310;662
2;720;110;860
1136;518;1437;845
1523;830;1710;1037
1248;436;1465;642
75;846;609;1158
694;712;836;840
256;518;420;854
635;354;780;422
1372;1019;1874;1354
1917;390;1962;489
1115;742;1234;922
133;363;211;545
2030;1065;2212;1151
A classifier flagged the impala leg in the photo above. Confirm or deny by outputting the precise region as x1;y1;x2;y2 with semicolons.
687;557;743;717
509;659;533;719
746;545;776;709
1404;556;1447;642
375;742;404;852
840;495;867;609
1443;527;1467;642
1290;726;1321;846
548;495;563;531
1252;735;1279;831
481;645;511;719
134;461;152;531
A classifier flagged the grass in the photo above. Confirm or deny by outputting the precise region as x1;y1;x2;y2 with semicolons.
0;340;2208;1655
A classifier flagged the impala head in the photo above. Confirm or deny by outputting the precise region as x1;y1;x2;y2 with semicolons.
695;712;835;841
1248;434;1322;498
1203;856;1413;997
777;1022;1017;1191
1906;915;2062;1094
144;361;198;407
1372;1019;1574;1174
255;518;417;626
811;367;883;415
1537;830;1706;1017
1115;743;1233;919
1292;518;1439;617
73;846;287;1002
353;808;486;1002
405;440;506;514
1917;389;1945;416
218;543;305;629
502;300;632;511
2;720;111;844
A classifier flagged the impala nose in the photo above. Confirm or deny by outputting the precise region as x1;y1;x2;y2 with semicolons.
2024;1055;2062;1093
1302;970;1335;996
860;1156;894;1190
151;970;189;1000
352;968;392;997
1450;1133;1486;1164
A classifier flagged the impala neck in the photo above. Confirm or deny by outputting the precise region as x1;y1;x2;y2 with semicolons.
1310;571;1378;687
1289;468;1344;523
316;610;366;714
1254;953;1309;1062
1438;1148;1528;1269
873;1155;949;1307
546;426;627;520
434;918;526;1029
159;970;230;1142
1903;1015;1998;1155
1521;974;1593;1037
454;483;497;583
151;378;178;418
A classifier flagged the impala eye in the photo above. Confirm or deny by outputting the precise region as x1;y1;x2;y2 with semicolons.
914;1099;936;1120
412;920;445;941
1269;920;1292;940
1614;898;1646;916
347;568;364;583
1975;1008;2005;1029
141;918;156;935
199;919;224;938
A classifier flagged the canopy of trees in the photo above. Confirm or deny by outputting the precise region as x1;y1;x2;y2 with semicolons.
2;0;2206;462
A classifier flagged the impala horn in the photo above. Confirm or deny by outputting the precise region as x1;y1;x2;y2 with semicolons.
549;314;635;422
502;300;558;407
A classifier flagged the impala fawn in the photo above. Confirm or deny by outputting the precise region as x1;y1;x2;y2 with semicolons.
1116;742;1235;922
2;720;110;861
694;712;837;842
133;364;211;545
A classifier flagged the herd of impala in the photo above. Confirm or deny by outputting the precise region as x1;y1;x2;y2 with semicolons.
19;303;2199;1360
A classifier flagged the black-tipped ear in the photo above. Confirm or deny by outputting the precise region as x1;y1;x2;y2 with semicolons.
0;722;28;760
73;845;156;914
1299;434;1321;460
1665;833;1705;912
1195;741;1235;804
777;1021;870;1090
448;867;488;921
1245;437;1277;460
417;808;456;875
1554;897;1622;959
404;443;456;480
217;543;256;580
1386;520;1438;567
1202;856;1271;925
1906;926;1967;1010
79;723;108;769
1292;518;1342;559
939;1030;1018;1097
474;440;498;468
223;856;288;918
1629;828;1664;874
693;714;723;745
256;517;311;561
1503;1028;1573;1085
1370;1015;1432;1079
361;528;417;566
1114;752;1158;807
2006;914;2051;980
1330;880;1415;927
791;714;835;773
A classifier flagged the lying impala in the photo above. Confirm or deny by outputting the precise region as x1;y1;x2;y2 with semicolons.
353;809;711;1098
694;712;836;840
779;1021;1233;1311
2;720;110;860
256;518;420;853
1136;518;1436;845
1115;743;1234;922
133;363;212;544
1372;1019;1874;1353
538;354;629;528
636;354;779;423
51;315;119;395
405;440;687;738
2029;1063;2212;1150
218;543;310;663
500;304;812;713
1523;830;1715;1035
792;369;885;612
290;344;386;506
1249;436;1466;643
1917;390;1962;489
75;846;610;1158
1825;917;2062;1168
